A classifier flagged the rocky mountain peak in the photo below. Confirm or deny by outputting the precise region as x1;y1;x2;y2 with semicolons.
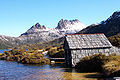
106;11;120;21
69;19;80;24
112;11;120;18
1;11;120;49
30;23;46;30
19;19;86;44
78;11;120;37
55;19;68;29
55;19;84;30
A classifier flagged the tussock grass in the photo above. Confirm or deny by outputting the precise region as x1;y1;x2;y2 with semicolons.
75;53;120;77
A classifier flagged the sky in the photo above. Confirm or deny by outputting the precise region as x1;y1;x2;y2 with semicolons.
0;0;120;37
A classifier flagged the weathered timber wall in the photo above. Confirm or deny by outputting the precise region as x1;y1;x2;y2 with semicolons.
70;47;120;67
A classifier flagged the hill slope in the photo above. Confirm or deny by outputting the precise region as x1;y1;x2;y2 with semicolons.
0;35;22;49
78;11;120;37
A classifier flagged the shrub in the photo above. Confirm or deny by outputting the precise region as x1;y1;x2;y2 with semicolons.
48;47;65;58
0;49;50;65
75;53;120;77
75;53;109;72
102;55;120;76
20;53;50;64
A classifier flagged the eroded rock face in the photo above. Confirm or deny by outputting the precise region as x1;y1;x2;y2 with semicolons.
29;23;46;30
56;19;81;29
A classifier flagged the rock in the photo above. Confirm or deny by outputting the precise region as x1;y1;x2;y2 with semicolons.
51;61;55;64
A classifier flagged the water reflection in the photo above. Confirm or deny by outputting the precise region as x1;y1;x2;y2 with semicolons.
0;60;106;80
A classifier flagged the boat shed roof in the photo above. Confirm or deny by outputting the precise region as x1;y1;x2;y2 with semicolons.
65;33;112;49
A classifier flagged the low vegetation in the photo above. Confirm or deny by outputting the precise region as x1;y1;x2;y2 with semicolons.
108;33;120;47
0;49;50;64
75;54;109;72
75;53;120;77
16;37;64;50
48;46;65;58
0;41;65;64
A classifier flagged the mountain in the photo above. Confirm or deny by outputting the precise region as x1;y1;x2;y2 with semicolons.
18;19;86;44
78;11;120;37
56;19;85;34
0;35;21;49
0;19;86;49
1;11;120;49
19;23;60;44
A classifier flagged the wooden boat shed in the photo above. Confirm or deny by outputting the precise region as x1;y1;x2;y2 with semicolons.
64;33;116;67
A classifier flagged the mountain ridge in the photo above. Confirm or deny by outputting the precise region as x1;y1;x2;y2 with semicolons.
0;19;86;49
19;19;86;43
1;10;120;49
78;11;120;37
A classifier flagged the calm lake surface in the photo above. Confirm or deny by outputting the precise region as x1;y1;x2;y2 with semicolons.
0;49;104;80
0;49;11;54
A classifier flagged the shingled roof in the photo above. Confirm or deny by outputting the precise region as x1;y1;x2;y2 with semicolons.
65;33;112;49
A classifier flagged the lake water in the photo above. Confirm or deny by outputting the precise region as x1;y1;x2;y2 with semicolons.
0;49;105;80
0;49;11;54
